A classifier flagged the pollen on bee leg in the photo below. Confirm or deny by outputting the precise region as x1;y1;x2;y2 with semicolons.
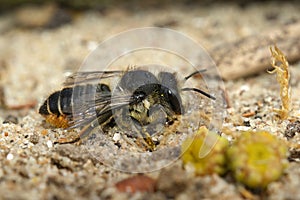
44;114;70;128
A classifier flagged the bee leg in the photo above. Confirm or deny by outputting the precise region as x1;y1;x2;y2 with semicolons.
143;134;156;151
57;111;114;144
77;109;113;137
114;110;155;151
55;118;100;144
119;124;156;151
139;127;156;151
157;116;181;147
122;121;155;151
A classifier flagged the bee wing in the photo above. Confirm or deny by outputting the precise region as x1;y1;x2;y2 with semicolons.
69;92;132;129
64;70;124;86
75;97;133;139
68;91;113;129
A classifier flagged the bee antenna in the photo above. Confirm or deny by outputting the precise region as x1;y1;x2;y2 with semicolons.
184;69;207;81
181;88;216;100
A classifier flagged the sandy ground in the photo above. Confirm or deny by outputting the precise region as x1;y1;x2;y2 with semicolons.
0;1;300;199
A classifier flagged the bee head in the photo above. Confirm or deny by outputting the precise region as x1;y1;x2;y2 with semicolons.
120;69;184;118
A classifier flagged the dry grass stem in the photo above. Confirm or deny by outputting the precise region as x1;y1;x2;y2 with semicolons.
269;45;291;120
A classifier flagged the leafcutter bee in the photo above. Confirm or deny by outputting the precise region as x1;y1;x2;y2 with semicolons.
39;66;215;151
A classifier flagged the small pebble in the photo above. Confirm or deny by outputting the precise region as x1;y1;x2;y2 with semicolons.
243;118;251;127
113;133;121;142
115;175;156;193
41;129;48;136
235;126;251;131
240;84;250;92
6;153;14;160
47;140;53;148
285;120;300;139
29;134;39;144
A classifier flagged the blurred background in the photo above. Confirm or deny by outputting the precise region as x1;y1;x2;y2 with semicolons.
0;0;299;108
0;1;300;199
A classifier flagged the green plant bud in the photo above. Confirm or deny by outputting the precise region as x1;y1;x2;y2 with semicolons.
227;131;288;188
181;126;229;175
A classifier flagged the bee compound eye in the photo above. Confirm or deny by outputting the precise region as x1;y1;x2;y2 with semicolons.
161;86;183;114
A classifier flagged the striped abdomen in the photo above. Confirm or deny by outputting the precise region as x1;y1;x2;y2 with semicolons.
39;84;110;128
